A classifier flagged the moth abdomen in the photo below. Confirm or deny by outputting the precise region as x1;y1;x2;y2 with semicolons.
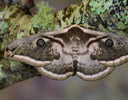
72;60;78;76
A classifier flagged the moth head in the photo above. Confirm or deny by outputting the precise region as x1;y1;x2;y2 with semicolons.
4;25;128;81
4;34;61;63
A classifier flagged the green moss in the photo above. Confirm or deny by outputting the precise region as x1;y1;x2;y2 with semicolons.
30;1;55;33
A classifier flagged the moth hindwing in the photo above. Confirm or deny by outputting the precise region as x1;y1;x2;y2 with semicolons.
5;25;128;81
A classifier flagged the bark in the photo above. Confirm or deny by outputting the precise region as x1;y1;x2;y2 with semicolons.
0;4;40;89
0;0;127;89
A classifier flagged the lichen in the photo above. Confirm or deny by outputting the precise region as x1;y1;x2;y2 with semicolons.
89;0;128;33
30;1;55;33
89;0;113;15
109;0;128;28
89;0;128;24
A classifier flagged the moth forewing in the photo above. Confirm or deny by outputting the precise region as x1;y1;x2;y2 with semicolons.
8;54;51;67
5;24;128;81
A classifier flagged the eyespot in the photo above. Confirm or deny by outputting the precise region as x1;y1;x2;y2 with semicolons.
36;39;45;47
54;53;60;60
90;54;96;60
105;39;113;47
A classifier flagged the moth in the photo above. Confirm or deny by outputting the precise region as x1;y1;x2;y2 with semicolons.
4;25;128;81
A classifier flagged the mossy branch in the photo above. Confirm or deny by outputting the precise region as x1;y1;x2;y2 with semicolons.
0;0;127;89
0;1;54;89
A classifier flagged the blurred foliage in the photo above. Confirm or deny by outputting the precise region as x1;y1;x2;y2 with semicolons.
0;21;8;34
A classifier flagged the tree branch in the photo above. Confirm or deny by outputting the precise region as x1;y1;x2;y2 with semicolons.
0;59;40;89
0;0;127;89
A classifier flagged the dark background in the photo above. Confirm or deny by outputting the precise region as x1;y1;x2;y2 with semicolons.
0;0;128;100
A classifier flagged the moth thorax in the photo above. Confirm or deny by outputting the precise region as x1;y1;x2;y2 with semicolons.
70;36;80;60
